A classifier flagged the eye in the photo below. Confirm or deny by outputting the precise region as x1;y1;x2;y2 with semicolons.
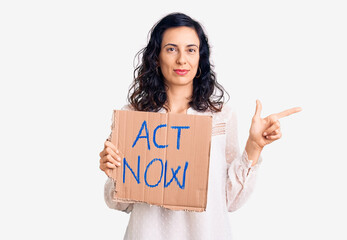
188;48;197;53
167;47;176;52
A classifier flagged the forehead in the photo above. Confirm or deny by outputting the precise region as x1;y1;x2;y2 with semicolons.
161;26;200;46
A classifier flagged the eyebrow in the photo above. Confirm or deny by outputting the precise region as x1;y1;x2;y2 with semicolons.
163;43;199;48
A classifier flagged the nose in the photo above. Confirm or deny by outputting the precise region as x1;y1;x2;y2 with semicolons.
176;52;187;65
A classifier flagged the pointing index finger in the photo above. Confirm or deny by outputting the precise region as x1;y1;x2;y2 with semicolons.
275;107;302;119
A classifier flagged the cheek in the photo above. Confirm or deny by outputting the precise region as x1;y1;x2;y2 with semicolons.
158;60;172;79
160;63;171;76
191;56;200;67
159;55;172;69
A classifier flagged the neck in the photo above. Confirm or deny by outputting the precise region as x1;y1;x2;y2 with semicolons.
165;84;192;114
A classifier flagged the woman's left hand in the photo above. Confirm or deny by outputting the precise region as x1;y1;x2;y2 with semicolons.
248;100;302;150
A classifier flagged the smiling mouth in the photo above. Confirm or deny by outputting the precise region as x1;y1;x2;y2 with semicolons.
174;69;189;75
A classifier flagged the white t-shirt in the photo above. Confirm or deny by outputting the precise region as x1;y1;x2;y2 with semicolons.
104;103;262;240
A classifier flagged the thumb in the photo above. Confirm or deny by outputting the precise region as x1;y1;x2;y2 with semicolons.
254;99;262;118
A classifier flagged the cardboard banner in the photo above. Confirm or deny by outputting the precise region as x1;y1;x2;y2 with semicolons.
110;110;212;212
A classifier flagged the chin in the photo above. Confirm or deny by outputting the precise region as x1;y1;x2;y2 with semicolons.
167;78;193;87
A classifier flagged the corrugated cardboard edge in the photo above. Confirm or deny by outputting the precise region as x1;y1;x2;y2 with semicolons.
109;110;213;212
109;110;121;195
205;115;212;211
111;195;206;212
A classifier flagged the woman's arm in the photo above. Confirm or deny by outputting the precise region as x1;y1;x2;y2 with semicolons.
225;107;262;212
245;139;262;167
225;100;301;211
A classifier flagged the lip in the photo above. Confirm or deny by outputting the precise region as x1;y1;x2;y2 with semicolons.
174;69;189;76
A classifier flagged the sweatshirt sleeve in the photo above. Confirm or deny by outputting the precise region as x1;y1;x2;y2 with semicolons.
103;104;134;213
225;107;262;212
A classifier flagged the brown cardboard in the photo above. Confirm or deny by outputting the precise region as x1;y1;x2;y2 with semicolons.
110;110;212;212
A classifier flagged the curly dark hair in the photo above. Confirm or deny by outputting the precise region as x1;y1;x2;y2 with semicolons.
128;12;229;112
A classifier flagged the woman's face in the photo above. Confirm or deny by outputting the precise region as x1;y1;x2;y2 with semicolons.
159;26;200;88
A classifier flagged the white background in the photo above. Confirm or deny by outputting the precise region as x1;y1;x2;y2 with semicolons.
1;0;346;239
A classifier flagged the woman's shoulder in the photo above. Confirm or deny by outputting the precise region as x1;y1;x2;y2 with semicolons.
211;102;235;121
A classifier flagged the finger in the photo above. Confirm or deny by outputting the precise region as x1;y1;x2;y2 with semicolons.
270;129;280;135
254;99;262;118
265;132;282;140
266;129;280;137
99;154;120;166
106;155;121;166
275;107;302;119
263;121;280;136
104;140;119;154
105;147;122;162
106;162;117;169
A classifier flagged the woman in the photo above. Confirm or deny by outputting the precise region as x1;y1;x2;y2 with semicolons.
99;12;301;239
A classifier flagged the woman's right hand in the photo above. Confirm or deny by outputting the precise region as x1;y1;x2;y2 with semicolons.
99;140;122;178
